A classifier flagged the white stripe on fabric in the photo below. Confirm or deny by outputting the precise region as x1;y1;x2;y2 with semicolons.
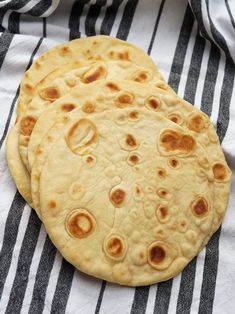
210;54;226;128
125;0;162;51
177;21;197;98
95;2;108;35
20;14;44;37
149;0;188;82
15;0;42;14
0;205;30;312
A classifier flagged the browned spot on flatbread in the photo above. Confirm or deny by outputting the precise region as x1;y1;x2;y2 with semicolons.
24;83;33;91
168;113;183;125
149;245;165;264
61;104;76;112
187;113;206;132
129;111;139;120
126;134;137;147
157;188;168;198
168;157;180;169
107;237;123;256
212;163;228;182
39;86;60;101
157;168;167;178
60;46;71;55
160;129;196;154
145;96;161;111
83;66;107;83
66;210;95;238
82;101;96;113
132;71;150;82
191;197;208;217
20;116;37;136
110;188;126;207
48;200;56;209
116;92;134;108
106;82;120;91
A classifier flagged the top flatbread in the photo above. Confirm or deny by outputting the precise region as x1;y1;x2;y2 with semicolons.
30;80;231;234
39;107;215;286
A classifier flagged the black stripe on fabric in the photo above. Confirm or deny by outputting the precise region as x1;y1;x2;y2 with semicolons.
0;192;26;300
69;0;90;40
8;11;20;34
95;281;107;314
43;17;46;37
0;31;13;70
176;257;197;314
200;45;220;117
189;0;211;41
198;227;221;314
168;5;194;92
216;59;235;143
5;210;41;314
148;0;166;55
154;280;173;314
205;0;232;61
0;37;43;149
28;236;57;314
130;286;150;314
27;0;53;17
50;259;75;314
116;0;139;40
225;0;235;30
100;0;123;35
184;29;205;104
0;8;7;30
0;0;30;11
85;0;106;36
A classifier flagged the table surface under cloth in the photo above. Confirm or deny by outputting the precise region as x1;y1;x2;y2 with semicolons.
0;0;234;313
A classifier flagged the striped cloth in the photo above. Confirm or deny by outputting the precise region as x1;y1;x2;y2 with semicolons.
0;0;235;313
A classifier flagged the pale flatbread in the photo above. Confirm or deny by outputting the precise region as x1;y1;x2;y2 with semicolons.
18;60;173;171
30;80;231;233
39;108;215;286
6;123;33;206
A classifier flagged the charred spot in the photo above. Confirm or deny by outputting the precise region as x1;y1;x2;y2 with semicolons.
160;130;196;154
61;104;76;112
83;66;106;83
168;158;179;168
126;134;136;147
129;154;139;164
129;111;139;120
20;116;37;136
149;246;165;264
110;188;126;206
86;156;93;163
188;114;206;132
107;237;123;256
212;163;227;181
39;86;60;101
157;168;166;178
191;197;208;216
68;212;94;238
106;82;120;91
157;188;168;198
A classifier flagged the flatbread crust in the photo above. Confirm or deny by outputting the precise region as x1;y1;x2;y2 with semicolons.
39;108;215;286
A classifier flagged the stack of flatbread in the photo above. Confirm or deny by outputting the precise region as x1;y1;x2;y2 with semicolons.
6;36;231;286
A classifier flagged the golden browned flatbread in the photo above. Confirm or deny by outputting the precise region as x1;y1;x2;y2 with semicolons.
39;107;215;286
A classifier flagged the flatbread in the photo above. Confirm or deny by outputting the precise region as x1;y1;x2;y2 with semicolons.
30;80;231;233
39;108;215;286
17;35;164;118
6;123;33;206
19;60;173;171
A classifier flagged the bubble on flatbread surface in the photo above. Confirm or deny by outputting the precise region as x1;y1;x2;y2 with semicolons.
145;96;161;111
131;70;152;82
156;205;170;223
39;86;60;101
104;234;127;261
148;241;175;270
115;92;134;108
168;157;180;169
66;118;98;155
167;113;183;125
82;101;96;113
66;209;96;238
61;103;77;112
